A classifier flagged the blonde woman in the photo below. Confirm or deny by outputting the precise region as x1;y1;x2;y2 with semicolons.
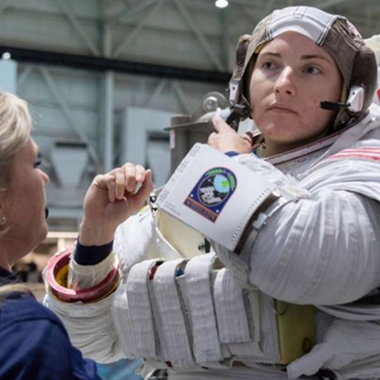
0;92;152;379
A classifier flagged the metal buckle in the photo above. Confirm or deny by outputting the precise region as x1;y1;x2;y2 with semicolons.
147;369;168;380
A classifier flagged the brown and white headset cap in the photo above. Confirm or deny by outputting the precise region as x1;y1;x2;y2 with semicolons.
228;6;378;127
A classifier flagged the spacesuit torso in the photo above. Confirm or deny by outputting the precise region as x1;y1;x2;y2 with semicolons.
46;108;380;380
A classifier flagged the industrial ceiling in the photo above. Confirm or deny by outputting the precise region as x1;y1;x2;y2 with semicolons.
0;0;378;231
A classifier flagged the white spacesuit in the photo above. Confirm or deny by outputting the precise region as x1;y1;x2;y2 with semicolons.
45;6;380;380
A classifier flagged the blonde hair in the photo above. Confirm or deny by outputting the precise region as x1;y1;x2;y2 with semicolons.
0;92;32;197
0;92;32;239
0;93;33;299
0;283;29;305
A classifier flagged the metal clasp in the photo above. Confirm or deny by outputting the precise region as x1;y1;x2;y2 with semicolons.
149;191;158;214
147;369;168;380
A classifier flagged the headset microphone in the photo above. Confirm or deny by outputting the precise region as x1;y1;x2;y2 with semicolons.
320;101;350;111
320;86;365;113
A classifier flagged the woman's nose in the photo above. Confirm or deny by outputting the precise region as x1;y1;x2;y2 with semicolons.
274;67;297;96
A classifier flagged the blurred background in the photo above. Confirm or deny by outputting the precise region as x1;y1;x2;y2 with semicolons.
3;0;379;378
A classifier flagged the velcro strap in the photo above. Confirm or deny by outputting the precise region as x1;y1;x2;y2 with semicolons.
185;253;224;364
112;282;137;359
213;268;251;343
230;293;280;363
226;291;276;361
126;259;162;359
153;259;195;368
227;291;264;359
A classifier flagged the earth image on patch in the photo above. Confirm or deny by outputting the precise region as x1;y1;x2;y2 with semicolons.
184;167;237;222
198;174;230;207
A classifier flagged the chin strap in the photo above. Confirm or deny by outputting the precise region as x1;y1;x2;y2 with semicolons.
225;104;248;131
227;34;253;131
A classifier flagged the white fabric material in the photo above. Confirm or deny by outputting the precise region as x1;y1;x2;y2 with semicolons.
227;293;278;362
214;114;380;305
44;253;121;363
288;320;380;379
268;6;340;45
113;206;158;274
112;282;137;360
119;251;281;368
184;253;226;365
153;259;195;368
68;252;115;288
44;291;124;364
213;268;252;344
124;259;159;359
45;111;380;379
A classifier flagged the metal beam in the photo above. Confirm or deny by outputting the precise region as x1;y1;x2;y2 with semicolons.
17;65;34;89
0;45;231;84
100;0;115;172
145;79;168;107
220;7;231;70
102;71;115;172
172;81;192;114
101;0;113;58
113;0;165;58
171;0;225;72
103;0;120;21
55;0;101;57
38;66;99;163
106;0;159;26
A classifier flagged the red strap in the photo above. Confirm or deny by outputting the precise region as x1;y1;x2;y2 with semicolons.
329;147;380;162
45;248;119;303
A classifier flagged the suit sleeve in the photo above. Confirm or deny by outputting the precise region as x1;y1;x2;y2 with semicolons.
212;150;380;305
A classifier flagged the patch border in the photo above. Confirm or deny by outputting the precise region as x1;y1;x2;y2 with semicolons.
184;166;237;222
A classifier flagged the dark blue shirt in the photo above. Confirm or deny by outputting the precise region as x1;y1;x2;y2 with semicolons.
0;267;101;380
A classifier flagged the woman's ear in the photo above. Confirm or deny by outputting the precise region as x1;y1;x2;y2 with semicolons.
0;215;6;227
0;195;9;230
0;211;8;232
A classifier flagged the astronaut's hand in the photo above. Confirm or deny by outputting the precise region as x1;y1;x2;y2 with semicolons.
208;115;253;154
79;163;153;246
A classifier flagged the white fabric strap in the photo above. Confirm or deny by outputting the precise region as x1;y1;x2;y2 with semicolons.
126;259;161;359
68;251;115;288
244;290;262;344
112;282;138;359
153;259;195;368
147;271;169;362
213;268;251;343
227;291;271;360
116;253;284;368
185;253;225;365
213;269;276;361
255;295;280;363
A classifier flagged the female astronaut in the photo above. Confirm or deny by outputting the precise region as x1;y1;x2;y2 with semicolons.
45;5;380;380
